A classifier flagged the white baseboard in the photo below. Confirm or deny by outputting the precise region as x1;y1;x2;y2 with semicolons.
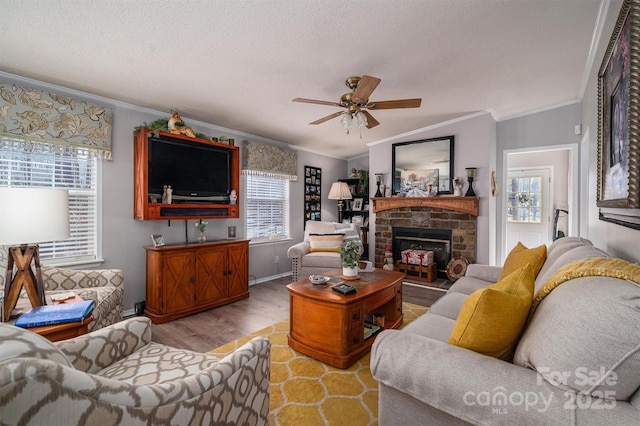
249;271;292;286
402;281;449;292
123;308;136;318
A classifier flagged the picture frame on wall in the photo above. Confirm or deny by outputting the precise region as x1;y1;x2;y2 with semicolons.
304;165;321;228
597;0;640;229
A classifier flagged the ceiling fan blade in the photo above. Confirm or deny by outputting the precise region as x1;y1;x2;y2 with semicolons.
352;75;381;104
310;111;345;125
293;98;343;107
366;98;422;110
362;111;380;129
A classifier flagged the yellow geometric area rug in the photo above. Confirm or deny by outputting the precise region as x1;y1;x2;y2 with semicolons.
208;302;428;426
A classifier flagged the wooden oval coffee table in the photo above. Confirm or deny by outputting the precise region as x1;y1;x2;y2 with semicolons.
287;268;404;369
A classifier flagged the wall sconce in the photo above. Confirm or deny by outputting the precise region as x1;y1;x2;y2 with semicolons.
465;168;477;196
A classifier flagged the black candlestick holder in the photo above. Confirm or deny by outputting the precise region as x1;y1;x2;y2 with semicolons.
375;181;383;197
465;167;477;196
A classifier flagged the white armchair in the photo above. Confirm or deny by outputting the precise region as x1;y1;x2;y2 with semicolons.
1;246;123;331
287;221;362;282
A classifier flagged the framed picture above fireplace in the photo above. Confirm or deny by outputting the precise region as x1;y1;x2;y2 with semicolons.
392;135;454;195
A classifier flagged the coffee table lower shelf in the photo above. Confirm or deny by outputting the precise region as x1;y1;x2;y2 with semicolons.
287;269;404;369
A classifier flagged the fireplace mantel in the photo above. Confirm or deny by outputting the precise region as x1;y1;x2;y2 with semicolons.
372;196;479;216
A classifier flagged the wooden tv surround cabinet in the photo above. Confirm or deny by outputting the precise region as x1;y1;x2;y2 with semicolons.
144;239;249;324
134;128;248;323
133;128;240;220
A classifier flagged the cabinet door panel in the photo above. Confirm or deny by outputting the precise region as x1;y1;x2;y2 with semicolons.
163;252;195;313
196;247;227;304
227;243;249;297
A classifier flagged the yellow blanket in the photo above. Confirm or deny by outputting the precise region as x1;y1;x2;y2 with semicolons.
528;257;640;322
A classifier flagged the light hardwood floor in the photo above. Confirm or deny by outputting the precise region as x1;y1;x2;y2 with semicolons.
150;276;448;352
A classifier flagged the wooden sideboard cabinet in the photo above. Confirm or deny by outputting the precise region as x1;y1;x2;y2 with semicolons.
144;239;249;324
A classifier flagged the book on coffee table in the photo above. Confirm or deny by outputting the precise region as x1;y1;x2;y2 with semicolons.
15;300;95;328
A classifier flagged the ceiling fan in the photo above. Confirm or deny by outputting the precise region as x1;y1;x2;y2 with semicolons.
293;75;421;133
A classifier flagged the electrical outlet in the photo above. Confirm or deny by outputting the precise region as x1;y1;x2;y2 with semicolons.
274;255;279;264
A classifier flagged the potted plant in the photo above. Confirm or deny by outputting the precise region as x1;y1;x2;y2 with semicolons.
340;240;361;277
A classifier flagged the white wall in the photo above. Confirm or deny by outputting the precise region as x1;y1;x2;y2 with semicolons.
1;72;346;312
347;155;370;177
368;112;496;264
496;103;582;261
582;0;640;262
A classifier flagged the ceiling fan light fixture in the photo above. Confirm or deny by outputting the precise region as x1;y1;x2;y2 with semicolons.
293;75;422;133
355;110;368;128
340;112;353;134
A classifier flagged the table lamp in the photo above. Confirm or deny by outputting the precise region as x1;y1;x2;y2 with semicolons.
328;182;353;223
0;188;70;321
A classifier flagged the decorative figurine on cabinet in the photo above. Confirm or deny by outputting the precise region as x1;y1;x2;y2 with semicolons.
162;185;172;204
168;110;196;137
229;189;237;205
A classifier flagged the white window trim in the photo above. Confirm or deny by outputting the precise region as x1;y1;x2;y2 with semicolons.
1;140;103;267
244;174;291;244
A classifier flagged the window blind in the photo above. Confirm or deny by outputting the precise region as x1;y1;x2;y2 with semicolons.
246;174;290;242
0;137;98;263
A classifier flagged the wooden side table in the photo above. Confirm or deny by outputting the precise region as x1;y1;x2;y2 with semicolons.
27;314;94;342
12;295;94;342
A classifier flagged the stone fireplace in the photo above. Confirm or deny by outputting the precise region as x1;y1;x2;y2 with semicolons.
373;197;478;277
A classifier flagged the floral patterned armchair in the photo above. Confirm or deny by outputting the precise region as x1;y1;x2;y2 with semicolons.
0;317;271;425
0;246;123;331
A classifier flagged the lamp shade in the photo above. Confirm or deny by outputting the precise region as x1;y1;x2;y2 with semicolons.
327;182;353;200
0;188;70;245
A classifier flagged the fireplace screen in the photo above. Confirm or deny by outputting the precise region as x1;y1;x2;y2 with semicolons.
392;227;452;274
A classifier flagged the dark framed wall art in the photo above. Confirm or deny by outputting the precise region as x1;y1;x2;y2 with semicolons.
304;166;322;228
597;0;640;229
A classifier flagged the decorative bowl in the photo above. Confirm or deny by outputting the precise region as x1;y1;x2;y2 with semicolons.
309;275;330;285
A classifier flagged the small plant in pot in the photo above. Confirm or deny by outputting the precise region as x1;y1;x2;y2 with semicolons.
340;240;361;278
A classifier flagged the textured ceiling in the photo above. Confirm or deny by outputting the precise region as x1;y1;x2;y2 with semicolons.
0;0;603;158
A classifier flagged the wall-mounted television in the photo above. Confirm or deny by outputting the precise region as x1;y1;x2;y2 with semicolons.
148;136;231;203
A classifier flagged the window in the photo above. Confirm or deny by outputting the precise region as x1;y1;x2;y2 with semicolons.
507;176;542;223
0;138;98;263
245;174;290;242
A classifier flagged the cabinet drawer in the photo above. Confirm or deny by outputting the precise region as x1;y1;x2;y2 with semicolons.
348;327;363;351
349;304;363;328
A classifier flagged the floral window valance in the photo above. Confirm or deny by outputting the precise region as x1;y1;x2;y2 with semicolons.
0;81;113;159
242;140;298;180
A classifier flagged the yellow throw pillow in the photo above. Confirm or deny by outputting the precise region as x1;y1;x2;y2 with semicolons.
499;242;547;281
447;264;535;361
309;234;344;252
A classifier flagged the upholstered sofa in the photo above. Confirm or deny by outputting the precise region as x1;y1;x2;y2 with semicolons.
0;246;124;331
0;317;271;425
371;237;640;425
287;221;362;282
